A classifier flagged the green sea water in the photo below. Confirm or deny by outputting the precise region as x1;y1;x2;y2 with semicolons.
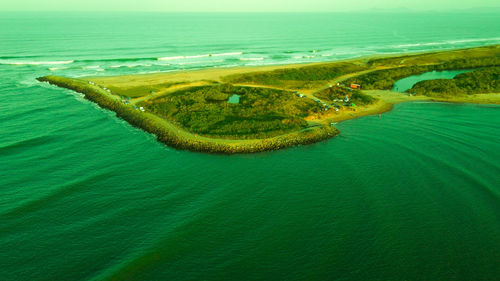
1;12;500;281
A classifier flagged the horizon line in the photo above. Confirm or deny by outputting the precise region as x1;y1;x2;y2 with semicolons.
1;8;500;13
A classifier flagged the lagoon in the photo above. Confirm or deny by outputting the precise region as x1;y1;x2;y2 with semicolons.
392;69;472;92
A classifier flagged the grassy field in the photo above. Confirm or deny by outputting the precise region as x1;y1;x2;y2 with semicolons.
409;67;500;97
222;62;368;89
101;81;184;98
138;84;324;139
37;44;500;153
344;45;500;90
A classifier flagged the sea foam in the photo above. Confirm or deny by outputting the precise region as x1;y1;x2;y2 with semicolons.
158;52;243;61
0;60;74;65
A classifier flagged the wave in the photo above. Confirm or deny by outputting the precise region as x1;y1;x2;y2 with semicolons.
0;60;74;65
82;65;101;69
48;67;69;71
110;63;153;68
157;56;185;61
244;62;279;66
240;57;264;61
394;37;500;48
0;135;55;155
0;170;113;219
136;70;176;75
171;60;224;65
211;51;243;57
293;55;316;59
76;57;156;63
158;51;243;61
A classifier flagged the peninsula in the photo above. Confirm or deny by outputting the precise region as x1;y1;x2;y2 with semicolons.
38;45;500;153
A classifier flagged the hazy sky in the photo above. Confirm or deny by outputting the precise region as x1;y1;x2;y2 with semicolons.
2;0;499;12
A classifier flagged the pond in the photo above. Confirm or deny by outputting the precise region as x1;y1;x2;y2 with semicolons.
228;94;240;104
393;69;472;93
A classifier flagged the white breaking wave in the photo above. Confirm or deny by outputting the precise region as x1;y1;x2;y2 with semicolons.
174;60;224;65
211;52;243;57
0;60;74;65
394;37;500;48
157;52;243;61
240;57;264;61
217;64;239;68
293;55;316;59
82;65;101;69
245;62;279;66
48;67;69;71
137;70;176;75
110;63;153;68
157;56;185;61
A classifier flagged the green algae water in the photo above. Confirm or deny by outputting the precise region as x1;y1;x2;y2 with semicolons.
393;70;472;92
1;12;500;281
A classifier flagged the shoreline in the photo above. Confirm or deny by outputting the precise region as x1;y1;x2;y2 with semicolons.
37;76;339;154
88;44;497;81
37;45;500;154
87;44;500;86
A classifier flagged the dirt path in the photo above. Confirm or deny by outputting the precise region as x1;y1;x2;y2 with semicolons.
130;81;214;105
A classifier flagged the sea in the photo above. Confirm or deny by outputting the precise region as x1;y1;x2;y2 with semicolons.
1;12;499;281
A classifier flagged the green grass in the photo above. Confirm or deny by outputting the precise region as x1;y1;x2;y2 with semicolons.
88;81;184;98
314;86;377;105
35;45;500;153
222;62;368;89
344;54;500;91
38;76;339;153
138;84;324;139
366;45;500;67
409;66;500;97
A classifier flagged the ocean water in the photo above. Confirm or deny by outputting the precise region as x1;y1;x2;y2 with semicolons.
1;12;500;281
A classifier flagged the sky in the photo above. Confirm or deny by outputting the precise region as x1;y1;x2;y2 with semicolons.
1;0;499;12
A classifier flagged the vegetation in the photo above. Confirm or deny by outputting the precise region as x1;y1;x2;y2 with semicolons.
36;45;500;154
222;62;368;89
313;86;377;105
409;67;500;97
87;81;184;98
139;84;323;139
313;86;351;101
366;45;500;67
351;91;377;105
345;56;500;90
37;76;338;153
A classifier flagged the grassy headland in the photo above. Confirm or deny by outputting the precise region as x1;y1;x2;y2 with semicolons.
38;44;500;153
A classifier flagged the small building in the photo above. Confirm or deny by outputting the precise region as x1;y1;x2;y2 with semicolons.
228;94;240;104
297;93;305;98
139;107;145;112
350;83;361;89
344;95;350;103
